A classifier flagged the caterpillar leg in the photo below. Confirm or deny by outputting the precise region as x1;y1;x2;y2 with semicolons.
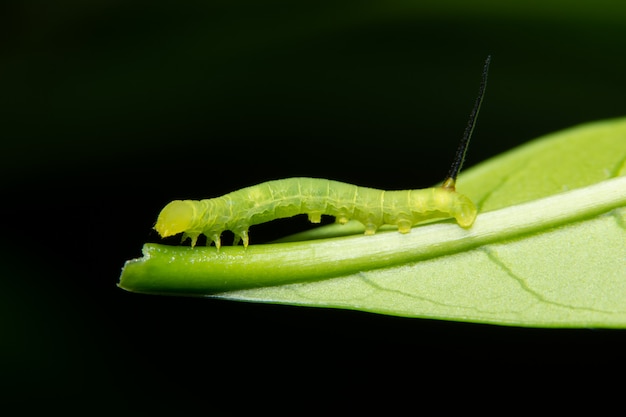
182;232;200;248
336;215;349;224
364;223;378;236
397;219;412;234
206;233;221;251
307;212;322;223
233;229;250;248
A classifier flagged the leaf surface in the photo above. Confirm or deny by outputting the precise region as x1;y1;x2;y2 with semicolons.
119;118;626;327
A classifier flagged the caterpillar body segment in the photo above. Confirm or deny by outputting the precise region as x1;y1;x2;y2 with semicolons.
154;177;477;249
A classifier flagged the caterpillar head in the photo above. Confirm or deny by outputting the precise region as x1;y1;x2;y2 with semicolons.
155;200;197;238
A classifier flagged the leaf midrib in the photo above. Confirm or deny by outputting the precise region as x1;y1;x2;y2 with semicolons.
122;176;626;294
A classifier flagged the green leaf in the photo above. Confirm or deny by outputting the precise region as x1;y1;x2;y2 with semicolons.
119;117;626;327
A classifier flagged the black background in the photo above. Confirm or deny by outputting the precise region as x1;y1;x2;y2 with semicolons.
2;0;625;410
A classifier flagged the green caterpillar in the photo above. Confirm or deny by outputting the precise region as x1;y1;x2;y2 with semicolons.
155;56;490;249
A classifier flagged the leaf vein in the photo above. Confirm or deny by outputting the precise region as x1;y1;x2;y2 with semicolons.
356;272;496;315
482;247;616;315
611;152;626;177
473;160;529;210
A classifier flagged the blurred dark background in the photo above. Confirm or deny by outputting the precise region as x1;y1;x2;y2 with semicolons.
2;0;625;409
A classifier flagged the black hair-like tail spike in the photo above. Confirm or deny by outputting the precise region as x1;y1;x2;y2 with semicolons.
442;55;491;190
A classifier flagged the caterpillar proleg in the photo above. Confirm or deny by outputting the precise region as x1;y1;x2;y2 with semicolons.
156;56;490;249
